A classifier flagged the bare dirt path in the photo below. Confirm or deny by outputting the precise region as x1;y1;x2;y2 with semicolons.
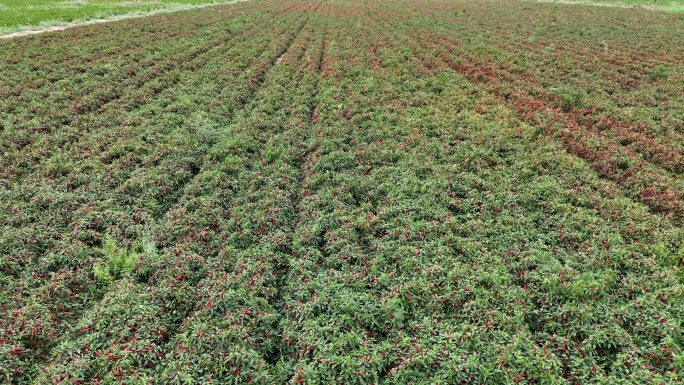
533;0;675;11
1;18;109;39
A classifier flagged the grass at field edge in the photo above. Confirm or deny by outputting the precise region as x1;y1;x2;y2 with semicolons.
0;0;250;36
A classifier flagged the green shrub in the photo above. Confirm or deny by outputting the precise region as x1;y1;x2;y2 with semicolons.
263;143;284;162
93;236;149;284
548;85;586;111
647;64;669;81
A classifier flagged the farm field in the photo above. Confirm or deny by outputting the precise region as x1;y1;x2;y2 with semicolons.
1;0;684;383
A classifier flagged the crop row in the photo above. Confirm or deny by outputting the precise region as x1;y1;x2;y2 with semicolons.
0;3;316;382
35;4;329;383
381;1;684;220
268;3;683;383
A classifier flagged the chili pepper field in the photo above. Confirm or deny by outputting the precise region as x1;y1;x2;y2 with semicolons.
1;1;683;383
